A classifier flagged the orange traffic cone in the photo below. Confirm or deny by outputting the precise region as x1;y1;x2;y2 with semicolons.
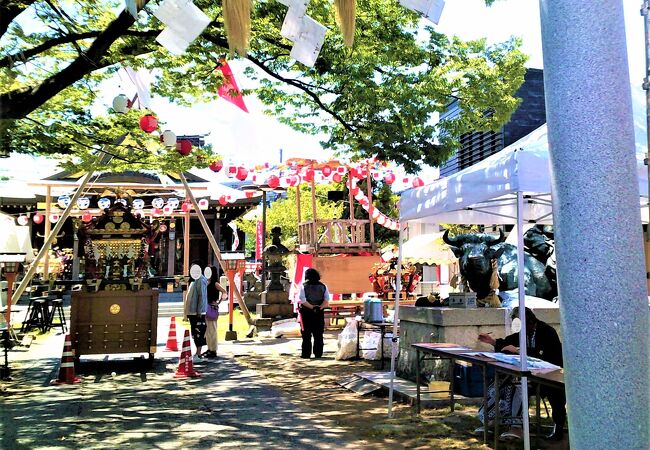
165;316;179;352
174;329;201;378
50;334;81;385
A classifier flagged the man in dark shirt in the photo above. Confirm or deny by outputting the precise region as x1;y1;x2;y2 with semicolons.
478;307;566;441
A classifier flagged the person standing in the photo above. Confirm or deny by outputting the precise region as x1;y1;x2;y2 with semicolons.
184;262;208;359
204;266;227;359
299;268;330;359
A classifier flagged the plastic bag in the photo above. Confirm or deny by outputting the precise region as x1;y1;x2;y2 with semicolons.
361;331;393;360
335;318;358;360
271;318;302;338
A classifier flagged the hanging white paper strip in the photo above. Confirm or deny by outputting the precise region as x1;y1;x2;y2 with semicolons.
290;15;327;67
125;0;138;19
281;2;309;41
398;0;445;25
154;0;211;54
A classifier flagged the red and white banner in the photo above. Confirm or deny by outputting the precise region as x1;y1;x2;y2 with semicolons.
255;221;264;261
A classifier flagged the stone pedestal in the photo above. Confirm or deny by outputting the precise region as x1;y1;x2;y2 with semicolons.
397;306;560;382
256;290;294;319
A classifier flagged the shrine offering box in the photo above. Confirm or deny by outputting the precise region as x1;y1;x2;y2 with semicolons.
70;290;158;360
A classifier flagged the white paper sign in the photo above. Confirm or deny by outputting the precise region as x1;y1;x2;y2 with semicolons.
399;0;445;25
281;4;309;41
154;0;211;55
290;15;327;67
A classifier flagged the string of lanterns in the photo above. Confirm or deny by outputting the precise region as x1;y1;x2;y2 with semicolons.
347;177;400;231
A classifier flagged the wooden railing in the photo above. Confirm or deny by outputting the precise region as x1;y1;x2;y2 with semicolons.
298;219;374;253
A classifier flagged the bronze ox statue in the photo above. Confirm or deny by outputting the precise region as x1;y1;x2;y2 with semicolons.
443;229;556;300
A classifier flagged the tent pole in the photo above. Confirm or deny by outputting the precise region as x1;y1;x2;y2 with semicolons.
179;174;253;326
12;171;97;302
43;186;51;280
516;191;530;450
388;223;405;417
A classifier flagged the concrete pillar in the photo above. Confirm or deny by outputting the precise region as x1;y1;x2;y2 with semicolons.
539;1;650;448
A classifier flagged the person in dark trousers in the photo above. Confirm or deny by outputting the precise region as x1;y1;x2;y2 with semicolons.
298;268;330;359
478;307;566;441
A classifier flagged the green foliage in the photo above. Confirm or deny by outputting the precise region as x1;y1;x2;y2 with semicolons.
1;0;526;173
236;184;345;251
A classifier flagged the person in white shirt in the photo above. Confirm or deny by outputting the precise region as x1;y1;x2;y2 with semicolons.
298;268;330;359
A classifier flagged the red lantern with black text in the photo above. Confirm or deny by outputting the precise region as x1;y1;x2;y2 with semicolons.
139;114;158;133
267;175;280;189
236;167;248;181
321;165;332;177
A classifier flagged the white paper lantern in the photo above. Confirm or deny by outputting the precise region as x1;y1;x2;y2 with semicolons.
198;198;209;209
112;94;130;113
77;197;90;209
17;215;29;226
98;197;111;210
49;213;60;223
132;199;145;210
57;195;71;209
115;198;128;207
167;197;179;209
163;205;173;215
162;130;177;146
151;197;165;209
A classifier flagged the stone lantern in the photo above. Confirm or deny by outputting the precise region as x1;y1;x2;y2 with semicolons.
256;227;294;321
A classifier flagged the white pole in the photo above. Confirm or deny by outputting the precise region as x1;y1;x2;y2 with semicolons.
388;224;405;417
516;191;530;450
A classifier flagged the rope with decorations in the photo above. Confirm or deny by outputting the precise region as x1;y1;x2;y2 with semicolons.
346;177;400;231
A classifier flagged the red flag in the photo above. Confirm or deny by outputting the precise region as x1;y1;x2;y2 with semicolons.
255;221;263;260
216;60;249;113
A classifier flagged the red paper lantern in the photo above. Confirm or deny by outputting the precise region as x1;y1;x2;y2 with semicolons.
384;173;396;185
267;175;280;189
81;212;93;223
303;169;314;182
412;177;424;188
176;139;192;156
332;173;342;183
245;191;255;198
236;167;248;181
321;165;332;177
209;160;224;172
33;213;44;224
181;202;192;212
218;195;228;206
287;175;300;187
139;114;158;133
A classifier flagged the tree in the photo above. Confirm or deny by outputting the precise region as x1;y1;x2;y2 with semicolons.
236;184;344;252
1;0;526;172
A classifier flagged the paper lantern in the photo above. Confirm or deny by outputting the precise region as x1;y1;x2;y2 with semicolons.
153;208;162;216
226;165;237;178
115;198;127;207
161;130;177;146
383;173;396;185
176;139;192;156
209;160;224;172
81;212;93;223
287;175;300;187
245;191;256;198
77;197;90;209
17;215;29;226
236;167;248;181
321;165;332;177
49;213;60;223
33;213;44;224
151;197;165;209
267;175;280;189
112;94;130;113
218;195;228;206
198;199;209;209
337;166;347;174
132;199;145;210
139;114;158;133
163;205;173;215
181;202;192;212
332;173;342;183
303;169;315;182
167;197;179;209
98;197;111;210
412;177;424;188
57;195;71;209
159;224;168;233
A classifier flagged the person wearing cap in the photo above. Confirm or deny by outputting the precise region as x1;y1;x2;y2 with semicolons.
298;268;330;359
477;307;566;441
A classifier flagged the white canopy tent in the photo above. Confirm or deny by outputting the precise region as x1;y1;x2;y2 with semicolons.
387;123;649;448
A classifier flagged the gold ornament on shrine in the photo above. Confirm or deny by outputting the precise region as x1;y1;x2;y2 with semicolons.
109;304;121;315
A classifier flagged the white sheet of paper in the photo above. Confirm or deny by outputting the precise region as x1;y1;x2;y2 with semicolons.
399;0;445;25
290;16;327;67
125;0;138;19
156;28;190;55
154;0;210;55
281;6;308;41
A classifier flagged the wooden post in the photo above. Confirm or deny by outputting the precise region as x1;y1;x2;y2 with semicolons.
366;163;375;249
43;186;51;279
183;202;190;276
348;174;354;220
179;174;253;325
261;190;267;289
310;175;317;250
296;185;302;245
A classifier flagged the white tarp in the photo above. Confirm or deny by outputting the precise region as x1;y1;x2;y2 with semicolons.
400;124;649;224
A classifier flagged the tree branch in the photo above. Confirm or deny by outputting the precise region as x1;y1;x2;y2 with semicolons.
0;0;37;39
0;6;151;119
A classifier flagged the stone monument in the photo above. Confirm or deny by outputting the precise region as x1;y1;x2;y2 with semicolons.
256;227;294;322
